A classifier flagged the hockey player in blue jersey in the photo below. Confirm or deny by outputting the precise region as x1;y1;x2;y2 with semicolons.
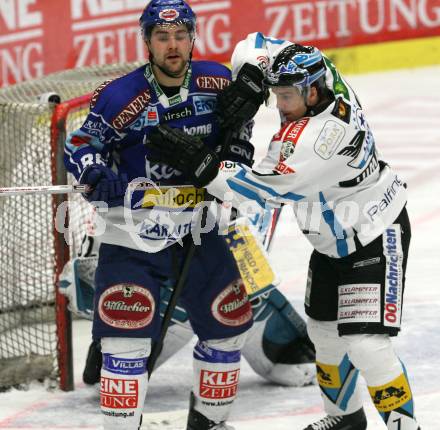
147;31;421;430
64;1;258;429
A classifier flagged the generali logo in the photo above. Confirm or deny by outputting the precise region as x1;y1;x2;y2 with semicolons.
196;76;230;91
112;90;151;130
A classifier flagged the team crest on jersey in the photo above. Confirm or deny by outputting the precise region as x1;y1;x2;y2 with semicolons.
278;118;309;162
211;281;252;327
159;9;179;21
280;139;295;161
331;98;351;124
98;284;155;330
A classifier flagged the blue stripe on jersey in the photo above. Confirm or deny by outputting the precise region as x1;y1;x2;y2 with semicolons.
227;179;266;208
319;192;348;257
232;169;305;202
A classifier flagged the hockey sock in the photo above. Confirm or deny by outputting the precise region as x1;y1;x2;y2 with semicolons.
368;366;419;430
191;334;246;422
345;334;419;429
100;337;150;430
307;319;363;415
316;353;361;414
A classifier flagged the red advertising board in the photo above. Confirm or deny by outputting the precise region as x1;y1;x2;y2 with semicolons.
1;0;440;87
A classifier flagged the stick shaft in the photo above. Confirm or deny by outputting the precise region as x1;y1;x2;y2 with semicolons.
0;182;199;197
0;184;87;196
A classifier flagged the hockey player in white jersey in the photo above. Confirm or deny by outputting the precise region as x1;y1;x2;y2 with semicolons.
151;32;421;430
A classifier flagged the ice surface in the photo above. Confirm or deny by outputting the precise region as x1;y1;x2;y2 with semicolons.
0;66;439;429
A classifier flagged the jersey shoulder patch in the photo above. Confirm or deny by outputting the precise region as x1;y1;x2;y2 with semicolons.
88;66;152;131
90;80;113;110
331;97;351;124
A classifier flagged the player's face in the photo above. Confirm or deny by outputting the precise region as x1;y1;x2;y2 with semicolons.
148;24;193;78
272;86;308;122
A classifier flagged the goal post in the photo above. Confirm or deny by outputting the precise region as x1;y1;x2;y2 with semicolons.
0;63;139;391
51;95;93;392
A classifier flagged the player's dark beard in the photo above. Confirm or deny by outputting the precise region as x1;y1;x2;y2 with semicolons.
154;59;189;79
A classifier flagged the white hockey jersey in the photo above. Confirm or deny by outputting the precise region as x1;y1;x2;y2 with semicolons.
208;33;407;258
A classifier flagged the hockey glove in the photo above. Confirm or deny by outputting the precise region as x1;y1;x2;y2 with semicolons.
216;138;255;167
216;63;266;130
145;124;220;188
79;165;128;207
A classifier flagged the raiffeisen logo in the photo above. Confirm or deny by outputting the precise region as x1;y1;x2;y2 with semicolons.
383;225;403;328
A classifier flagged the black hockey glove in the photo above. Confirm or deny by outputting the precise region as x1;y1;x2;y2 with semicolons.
216;63;266;130
145;124;220;188
216;138;255;167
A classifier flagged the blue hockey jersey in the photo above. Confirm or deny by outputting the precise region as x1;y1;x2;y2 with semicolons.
64;61;233;252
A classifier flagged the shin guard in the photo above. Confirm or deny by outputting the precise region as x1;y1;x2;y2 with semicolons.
345;334;419;429
100;337;150;430
368;367;419;430
192;335;245;423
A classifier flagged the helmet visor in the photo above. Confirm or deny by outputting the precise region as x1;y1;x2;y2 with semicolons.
264;85;304;109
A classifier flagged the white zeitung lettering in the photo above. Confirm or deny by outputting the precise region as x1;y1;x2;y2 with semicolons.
0;0;42;30
315;1;329;39
419;0;440;27
265;6;289;39
116;27;146;63
389;0;417;30
21;41;42;78
96;30;116;64
195;14;231;55
73;27;145;67
71;0;144;19
328;0;355;37
0;42;43;87
265;1;356;41
359;0;385;34
264;0;439;42
292;2;315;41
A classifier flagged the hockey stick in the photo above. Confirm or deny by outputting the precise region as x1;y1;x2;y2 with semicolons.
147;129;234;377
0;184;88;196
0;182;196;197
264;205;283;253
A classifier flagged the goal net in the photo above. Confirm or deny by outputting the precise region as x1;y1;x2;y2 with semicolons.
0;63;139;391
